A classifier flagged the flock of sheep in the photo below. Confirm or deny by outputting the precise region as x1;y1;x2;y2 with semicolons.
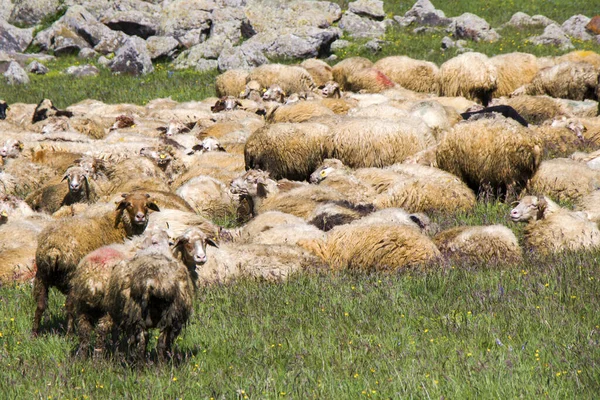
1;48;600;362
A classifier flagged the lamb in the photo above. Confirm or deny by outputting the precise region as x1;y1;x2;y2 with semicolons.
32;192;160;335
434;225;523;264
32;98;74;123
438;52;498;106
527;158;600;203
246;64;316;95
300;58;333;87
510;195;600;254
373;56;439;93
436;117;542;195
514;61;598;101
106;227;217;362
215;69;250;97
489;52;539;97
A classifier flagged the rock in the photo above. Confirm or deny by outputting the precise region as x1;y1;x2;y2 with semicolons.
109;36;154;75
338;11;389;38
0;20;33;53
246;27;339;59
3;61;29;85
503;12;556;28
217;41;268;71
398;0;451;27
330;39;350;51
101;10;159;39
194;58;218;72
562;15;593;41
0;0;14;21
449;13;500;42
26;61;49;74
173;38;222;69
94;31;128;55
440;36;455;49
97;55;111;67
586;16;600;35
78;48;99;59
63;0;161;21
159;0;214;46
64;64;100;77
528;24;574;50
0;51;55;69
8;0;62;27
348;0;385;20
363;39;383;52
146;36;180;60
210;7;254;43
244;0;341;33
52;26;92;56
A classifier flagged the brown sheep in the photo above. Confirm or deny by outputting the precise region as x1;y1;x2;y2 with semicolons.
215;69;249;97
516;61;598;101
331;57;374;91
438;52;498;106
32;193;160;336
246;64;316;95
490;52;540;97
300;59;333;87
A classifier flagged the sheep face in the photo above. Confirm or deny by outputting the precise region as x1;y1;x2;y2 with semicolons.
116;193;160;227
309;165;335;184
211;96;241;113
199;137;225;153
0;139;23;159
32;98;73;123
510;196;542;222
230;170;271;197
62;166;88;194
263;84;285;102
174;227;218;268
0;100;7;120
320;81;341;98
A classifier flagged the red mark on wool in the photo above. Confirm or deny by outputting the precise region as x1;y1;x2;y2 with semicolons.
87;248;125;266
375;70;395;88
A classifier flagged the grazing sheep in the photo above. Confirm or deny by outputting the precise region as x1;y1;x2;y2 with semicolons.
32;193;160;335
434;225;523;264
246;64;316;95
490;52;539;97
299;223;441;272
510;195;600;254
32;99;74;123
300;59;333;87
215;69;249;97
515;62;598;101
436;117;542;195
106;227;217;362
438;52;498;106
527;158;600;202
373;56;439;93
332;57;374;91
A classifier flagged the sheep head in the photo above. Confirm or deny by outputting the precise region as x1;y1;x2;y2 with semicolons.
0;100;7;120
0;139;23;159
116;192;160;231
61;165;89;195
211;96;241;113
320;81;341;99
262;84;285;103
193;136;225;153
173;227;218;269
510;196;548;222
230;169;275;198
309;159;345;184
32;98;73;123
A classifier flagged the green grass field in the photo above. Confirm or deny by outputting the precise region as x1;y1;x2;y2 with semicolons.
1;0;600;398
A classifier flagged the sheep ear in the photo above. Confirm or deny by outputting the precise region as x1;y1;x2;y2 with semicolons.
217;144;226;152
206;238;219;248
409;214;426;230
121;193;129;198
116;201;129;211
257;182;268;198
61;174;69;182
147;202;160;212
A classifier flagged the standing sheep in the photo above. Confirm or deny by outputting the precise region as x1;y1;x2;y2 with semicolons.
331;57;374;91
32;193;160;335
490;52;539;97
215;69;249;97
438;52;498;106
373;56;439;93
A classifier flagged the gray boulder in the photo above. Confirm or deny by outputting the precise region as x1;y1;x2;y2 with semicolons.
0;0;14;21
217;41;268;71
349;0;385;20
78;48;99;59
146;36;180;60
101;10;159;39
63;0;161;21
449;13;500;42
159;0;214;47
244;0;341;32
503;12;556;29
4;61;29;85
9;0;62;27
245;26;339;59
528;24;574;50
0;20;33;53
65;64;100;77
194;58;218;72
562;15;593;41
338;11;390;38
26;61;49;74
396;0;451;27
52;26;92;55
173;37;223;69
330;39;350;51
210;6;254;43
109;36;154;75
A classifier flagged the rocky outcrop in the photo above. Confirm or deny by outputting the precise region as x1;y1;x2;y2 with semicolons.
109;36;154;75
528;24;574;50
395;0;451;27
449;13;500;42
4;61;29;85
562;15;593;41
8;0;62;27
0;20;33;53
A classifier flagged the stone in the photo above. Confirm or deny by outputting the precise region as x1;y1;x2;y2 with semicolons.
363;39;383;52
64;64;100;77
503;12;556;29
528;24;574;50
159;0;214;43
3;61;29;85
26;61;49;74
0;20;33;53
173;37;224;69
94;31;128;55
338;11;388;38
586;16;600;35
210;6;254;44
8;0;61;27
97;55;111;67
52;26;92;56
348;0;385;20
440;36;455;49
78;48;99;59
246;26;339;59
450;13;500;42
109;36;154;75
146;36;180;60
0;0;14;21
63;0;161;21
401;0;451;27
194;58;218;72
244;0;341;33
330;39;350;51
217;41;268;71
101;10;159;39
562;15;593;41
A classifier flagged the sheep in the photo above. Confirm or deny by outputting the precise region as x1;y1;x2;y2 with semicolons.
0;138;23;160
576;190;600;223
351;208;438;235
298;223;441;272
500;95;567;124
331;57;374;91
0;100;7;120
241;80;263;102
514;61;598;101
460;105;529;127
343;67;396;93
32;192;160;335
530;122;588;158
300;59;333;87
490;52;539;97
409;101;463;140
32;99;74;123
172;151;246;188
307;202;374;231
436;117;542;195
102;156;172;196
106;227;217;362
267;101;335;123
215;69;250;97
246;64;316;95
319;80;342;99
434;225;523;264
1;157;59;199
556;50;600;69
175;175;237;220
510;195;600;254
527;158;600;203
262;84;286;103
309;158;378;205
438;52;498;106
373;56;439;93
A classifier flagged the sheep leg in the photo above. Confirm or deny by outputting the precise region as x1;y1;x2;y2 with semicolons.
76;312;93;359
65;294;75;335
132;329;148;364
158;326;181;362
32;276;48;336
94;314;113;359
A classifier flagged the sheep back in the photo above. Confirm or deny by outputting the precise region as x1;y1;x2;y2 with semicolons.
215;69;249;97
374;56;439;93
524;211;600;254
438;52;497;105
527;158;600;202
246;64;315;94
490;52;539;97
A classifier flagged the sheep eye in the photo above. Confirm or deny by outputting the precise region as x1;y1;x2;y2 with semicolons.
320;170;327;177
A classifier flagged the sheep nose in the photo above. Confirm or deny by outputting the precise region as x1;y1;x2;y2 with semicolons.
0;149;6;157
134;212;146;222
194;254;207;265
70;182;80;191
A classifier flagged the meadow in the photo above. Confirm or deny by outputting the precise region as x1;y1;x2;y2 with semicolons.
1;0;600;398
